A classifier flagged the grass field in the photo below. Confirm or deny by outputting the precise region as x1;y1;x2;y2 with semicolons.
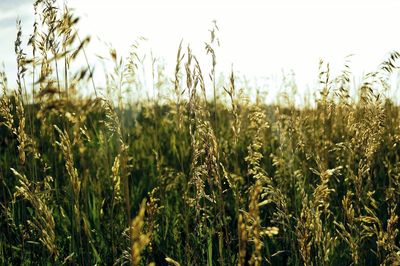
1;1;400;265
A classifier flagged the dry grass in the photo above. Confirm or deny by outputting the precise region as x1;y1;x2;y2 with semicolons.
0;1;400;265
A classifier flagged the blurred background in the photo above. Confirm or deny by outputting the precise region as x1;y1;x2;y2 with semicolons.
2;0;400;103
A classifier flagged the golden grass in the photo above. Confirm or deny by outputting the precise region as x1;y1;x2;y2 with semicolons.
0;1;399;265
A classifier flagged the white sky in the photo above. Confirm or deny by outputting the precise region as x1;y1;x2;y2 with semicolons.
2;0;400;101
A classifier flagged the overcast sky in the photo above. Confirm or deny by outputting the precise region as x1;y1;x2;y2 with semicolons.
1;0;400;100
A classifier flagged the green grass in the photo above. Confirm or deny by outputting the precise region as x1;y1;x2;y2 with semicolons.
1;1;400;265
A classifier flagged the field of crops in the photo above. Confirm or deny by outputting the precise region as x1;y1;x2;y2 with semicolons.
1;1;400;265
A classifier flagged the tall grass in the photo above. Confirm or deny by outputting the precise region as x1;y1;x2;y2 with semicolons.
1;1;400;265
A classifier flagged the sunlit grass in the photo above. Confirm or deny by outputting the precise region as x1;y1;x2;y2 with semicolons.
0;1;400;265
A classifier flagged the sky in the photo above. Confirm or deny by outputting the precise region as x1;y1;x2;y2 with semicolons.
1;0;400;101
